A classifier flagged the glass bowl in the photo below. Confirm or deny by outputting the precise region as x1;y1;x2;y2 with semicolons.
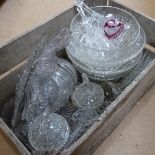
71;73;104;109
67;27;145;80
69;108;99;131
71;6;140;49
67;6;145;76
65;107;99;148
67;49;143;80
67;27;145;71
28;113;70;151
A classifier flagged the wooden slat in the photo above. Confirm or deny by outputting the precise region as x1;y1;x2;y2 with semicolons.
145;44;155;54
0;60;27;103
85;0;107;6
0;119;30;155
0;128;20;155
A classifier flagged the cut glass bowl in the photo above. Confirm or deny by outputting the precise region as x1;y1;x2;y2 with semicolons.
67;6;146;80
71;74;104;109
28;113;70;151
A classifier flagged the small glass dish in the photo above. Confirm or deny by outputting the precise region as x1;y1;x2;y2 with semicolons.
69;107;99;129
64;107;99;149
28;112;70;151
71;73;104;109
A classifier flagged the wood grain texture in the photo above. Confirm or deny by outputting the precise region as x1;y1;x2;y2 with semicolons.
0;60;27;103
0;129;20;155
0;119;30;155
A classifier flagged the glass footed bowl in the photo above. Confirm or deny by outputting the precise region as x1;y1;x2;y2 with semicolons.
67;6;145;72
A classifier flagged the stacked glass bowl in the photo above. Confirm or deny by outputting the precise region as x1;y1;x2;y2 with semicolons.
66;6;146;80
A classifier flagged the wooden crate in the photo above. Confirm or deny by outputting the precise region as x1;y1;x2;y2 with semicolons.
0;0;155;154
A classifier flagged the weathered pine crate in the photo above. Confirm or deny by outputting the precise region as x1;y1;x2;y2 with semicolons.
0;0;155;155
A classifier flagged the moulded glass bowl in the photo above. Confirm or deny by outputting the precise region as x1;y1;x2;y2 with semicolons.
28;113;70;151
67;50;143;80
67;6;145;75
69;108;99;130
71;73;104;109
67;27;145;71
71;6;140;49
